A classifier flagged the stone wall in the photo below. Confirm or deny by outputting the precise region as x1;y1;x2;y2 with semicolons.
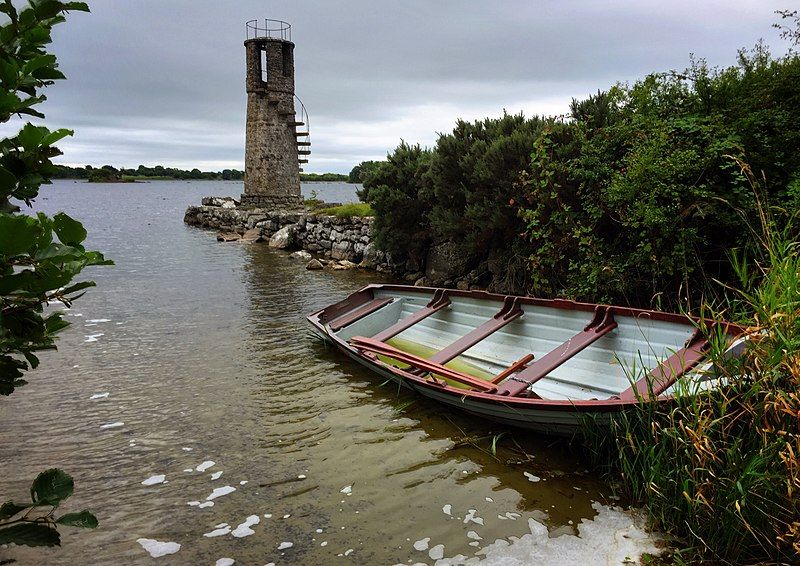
183;198;398;272
184;198;499;290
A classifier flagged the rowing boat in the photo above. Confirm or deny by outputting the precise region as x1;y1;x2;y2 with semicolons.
307;284;745;435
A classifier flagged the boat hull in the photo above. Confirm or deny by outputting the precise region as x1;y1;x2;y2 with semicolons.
308;284;744;435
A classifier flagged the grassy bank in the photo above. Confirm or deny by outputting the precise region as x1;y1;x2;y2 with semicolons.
585;186;799;563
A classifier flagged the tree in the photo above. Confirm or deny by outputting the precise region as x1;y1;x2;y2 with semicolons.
1;0;106;547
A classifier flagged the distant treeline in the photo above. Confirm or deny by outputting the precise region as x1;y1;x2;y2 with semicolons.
53;164;350;183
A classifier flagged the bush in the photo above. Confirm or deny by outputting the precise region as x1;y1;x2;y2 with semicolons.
594;192;800;563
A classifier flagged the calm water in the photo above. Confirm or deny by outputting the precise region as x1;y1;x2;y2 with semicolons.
0;181;617;565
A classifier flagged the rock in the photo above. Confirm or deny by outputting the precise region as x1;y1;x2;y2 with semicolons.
359;242;379;269
404;271;423;282
268;225;295;249
456;280;470;290
240;228;262;242
217;232;240;242
330;240;352;260
306;259;324;270
202;196;239;208
289;250;312;261
414;277;428;287
331;260;358;270
426;241;473;282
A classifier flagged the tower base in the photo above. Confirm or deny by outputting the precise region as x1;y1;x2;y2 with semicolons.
239;194;304;210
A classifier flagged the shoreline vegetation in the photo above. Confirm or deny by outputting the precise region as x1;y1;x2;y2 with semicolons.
52;164;352;184
344;13;800;564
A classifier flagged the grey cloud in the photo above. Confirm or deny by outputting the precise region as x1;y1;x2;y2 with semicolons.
38;0;787;172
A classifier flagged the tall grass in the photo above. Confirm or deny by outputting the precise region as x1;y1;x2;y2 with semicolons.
588;172;799;563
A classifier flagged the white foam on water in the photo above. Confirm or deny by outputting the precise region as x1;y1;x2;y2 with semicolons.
413;537;430;551
100;422;123;429
89;393;109;400
277;542;293;550
214;523;229;529
84;333;104;342
320;541;328;547
340;484;352;495
467;531;482;541
498;515;508;520
463;509;484;525
231;515;260;538
215;559;234;566
206;486;236;501
203;525;231;538
264;513;272;519
183;468;193;473
442;504;452;516
505;512;521;520
136;538;181;558
443;502;662;565
239;480;247;485
211;471;223;480
88;319;111;323
297;474;306;479
344;549;353;556
182;447;193;452
282;514;290;519
428;544;444;560
524;472;541;482
196;460;215;472
198;501;214;508
187;501;200;506
469;541;480;547
315;528;323;533
141;474;165;486
485;497;494;502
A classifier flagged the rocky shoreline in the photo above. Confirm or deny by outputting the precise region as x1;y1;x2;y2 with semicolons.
184;196;497;289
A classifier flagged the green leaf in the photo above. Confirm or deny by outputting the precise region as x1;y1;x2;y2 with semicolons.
30;468;74;506
59;280;95;295
0;501;29;520
0;523;61;547
52;212;86;245
56;510;98;528
0;213;39;255
40;128;72;146
22;54;57;75
63;2;90;12
23;351;40;370
0;165;16;195
17;123;48;151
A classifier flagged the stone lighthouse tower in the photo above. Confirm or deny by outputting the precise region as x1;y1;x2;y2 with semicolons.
240;19;309;209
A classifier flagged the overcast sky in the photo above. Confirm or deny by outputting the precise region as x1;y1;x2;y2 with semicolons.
34;0;791;173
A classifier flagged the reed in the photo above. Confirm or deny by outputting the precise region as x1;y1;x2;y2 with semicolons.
586;177;799;563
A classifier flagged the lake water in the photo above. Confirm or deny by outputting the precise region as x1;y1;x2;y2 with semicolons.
0;180;629;565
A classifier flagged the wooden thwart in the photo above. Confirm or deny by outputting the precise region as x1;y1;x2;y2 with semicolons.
615;330;709;401
427;296;524;365
496;306;618;397
327;298;393;331
371;289;451;342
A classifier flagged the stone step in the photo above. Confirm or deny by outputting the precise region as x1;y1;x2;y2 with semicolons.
288;121;305;127
298;149;311;155
293;131;309;137
296;141;312;146
299;159;309;164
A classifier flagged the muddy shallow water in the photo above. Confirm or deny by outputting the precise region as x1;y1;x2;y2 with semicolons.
0;181;624;565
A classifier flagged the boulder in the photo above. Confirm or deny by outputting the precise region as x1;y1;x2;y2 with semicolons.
425;241;473;282
359;242;380;269
306;259;324;270
240;228;262;242
330;240;353;261
217;232;240;242
269;225;295;249
289;250;312;261
202;196;239;208
331;260;357;270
